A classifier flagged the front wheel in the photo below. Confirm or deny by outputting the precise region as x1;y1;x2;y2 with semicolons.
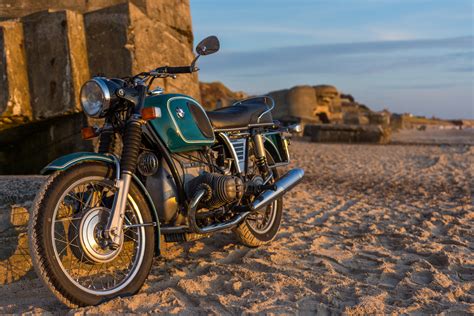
28;162;155;307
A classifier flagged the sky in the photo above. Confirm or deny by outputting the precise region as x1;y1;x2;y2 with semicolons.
190;0;473;119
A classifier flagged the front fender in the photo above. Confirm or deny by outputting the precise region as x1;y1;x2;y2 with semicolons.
41;152;116;174
41;152;161;256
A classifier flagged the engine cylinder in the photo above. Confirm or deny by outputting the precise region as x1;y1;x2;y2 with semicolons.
187;173;244;209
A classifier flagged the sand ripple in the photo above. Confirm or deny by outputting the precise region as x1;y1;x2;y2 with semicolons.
1;139;472;314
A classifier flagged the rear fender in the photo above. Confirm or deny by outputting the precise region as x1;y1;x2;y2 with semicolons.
41;152;161;256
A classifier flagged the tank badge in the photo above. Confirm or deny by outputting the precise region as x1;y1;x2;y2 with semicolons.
176;107;185;119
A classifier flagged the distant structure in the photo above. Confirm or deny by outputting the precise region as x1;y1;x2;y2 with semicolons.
267;84;391;143
0;0;198;174
269;85;343;126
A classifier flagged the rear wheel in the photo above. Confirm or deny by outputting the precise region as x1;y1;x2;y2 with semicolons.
28;162;155;307
234;151;283;247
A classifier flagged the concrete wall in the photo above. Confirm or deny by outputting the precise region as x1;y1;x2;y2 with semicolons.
0;113;94;174
0;0;200;174
0;0;137;19
0;20;31;128
84;1;200;100
268;85;343;124
22;10;90;120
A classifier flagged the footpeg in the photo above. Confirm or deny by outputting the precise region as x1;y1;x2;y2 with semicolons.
246;183;277;195
258;184;277;191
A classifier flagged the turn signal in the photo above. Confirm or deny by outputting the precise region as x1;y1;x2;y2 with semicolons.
81;126;97;140
141;107;162;121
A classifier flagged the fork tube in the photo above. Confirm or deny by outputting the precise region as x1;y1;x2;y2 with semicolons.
105;117;143;247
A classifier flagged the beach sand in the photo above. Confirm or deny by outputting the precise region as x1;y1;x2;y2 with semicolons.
0;131;472;314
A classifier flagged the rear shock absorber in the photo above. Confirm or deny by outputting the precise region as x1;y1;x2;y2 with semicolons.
253;133;269;176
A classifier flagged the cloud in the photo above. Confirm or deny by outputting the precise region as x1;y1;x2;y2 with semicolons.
198;36;473;119
199;36;473;77
377;83;467;90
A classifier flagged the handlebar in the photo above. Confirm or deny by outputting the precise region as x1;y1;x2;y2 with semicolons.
154;65;195;75
128;64;197;86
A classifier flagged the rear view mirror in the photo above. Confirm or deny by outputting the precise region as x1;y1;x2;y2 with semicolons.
196;36;220;56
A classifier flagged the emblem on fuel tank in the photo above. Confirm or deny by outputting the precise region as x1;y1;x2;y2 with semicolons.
176;107;185;119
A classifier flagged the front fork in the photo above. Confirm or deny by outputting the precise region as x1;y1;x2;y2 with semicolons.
104;117;143;248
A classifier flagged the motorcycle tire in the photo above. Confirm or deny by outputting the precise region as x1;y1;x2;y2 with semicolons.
28;162;155;307
234;152;283;247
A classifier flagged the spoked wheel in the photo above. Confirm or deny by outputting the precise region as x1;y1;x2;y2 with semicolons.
29;162;154;307
245;196;279;235
234;150;283;247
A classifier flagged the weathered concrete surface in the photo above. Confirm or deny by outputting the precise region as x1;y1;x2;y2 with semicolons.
0;20;31;130
0;176;45;284
268;85;343;125
0;0;133;19
305;124;390;144
84;1;200;101
0;0;200;175
22;10;90;120
199;81;247;110
0;113;94;174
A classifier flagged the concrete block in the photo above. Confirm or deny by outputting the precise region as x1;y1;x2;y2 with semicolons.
0;20;31;129
142;0;193;46
0;0;131;19
305;124;388;143
83;3;132;78
22;10;89;120
84;2;201;101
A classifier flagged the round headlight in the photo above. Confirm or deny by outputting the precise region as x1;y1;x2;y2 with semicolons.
80;78;111;117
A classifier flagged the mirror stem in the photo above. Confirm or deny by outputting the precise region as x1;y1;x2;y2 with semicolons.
191;54;200;70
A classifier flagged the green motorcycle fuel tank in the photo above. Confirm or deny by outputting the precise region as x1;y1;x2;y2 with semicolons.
144;94;215;152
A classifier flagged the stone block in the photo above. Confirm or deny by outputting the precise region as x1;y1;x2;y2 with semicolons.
0;20;31;129
22;10;89;120
84;2;201;101
142;0;193;46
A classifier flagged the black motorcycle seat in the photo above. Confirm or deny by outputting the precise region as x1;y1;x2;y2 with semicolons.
206;103;273;129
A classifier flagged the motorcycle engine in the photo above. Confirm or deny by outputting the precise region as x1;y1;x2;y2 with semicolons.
143;151;243;225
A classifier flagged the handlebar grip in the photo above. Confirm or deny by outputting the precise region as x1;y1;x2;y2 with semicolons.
166;66;193;74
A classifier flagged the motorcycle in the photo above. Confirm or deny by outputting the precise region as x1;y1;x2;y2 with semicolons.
28;35;304;307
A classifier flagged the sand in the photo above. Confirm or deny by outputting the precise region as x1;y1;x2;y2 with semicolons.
0;131;473;314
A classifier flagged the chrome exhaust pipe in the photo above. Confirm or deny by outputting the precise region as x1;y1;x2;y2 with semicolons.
187;168;304;234
250;168;304;211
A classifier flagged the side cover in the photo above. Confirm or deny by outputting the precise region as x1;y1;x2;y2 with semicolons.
264;132;290;165
144;94;215;153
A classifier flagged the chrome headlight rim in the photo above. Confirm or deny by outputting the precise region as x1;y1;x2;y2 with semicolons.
80;77;112;118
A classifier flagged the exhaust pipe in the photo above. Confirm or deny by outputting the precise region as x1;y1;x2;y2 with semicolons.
187;168;304;234
250;168;304;211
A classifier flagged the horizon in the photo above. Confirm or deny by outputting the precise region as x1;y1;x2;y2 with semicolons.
190;0;474;120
